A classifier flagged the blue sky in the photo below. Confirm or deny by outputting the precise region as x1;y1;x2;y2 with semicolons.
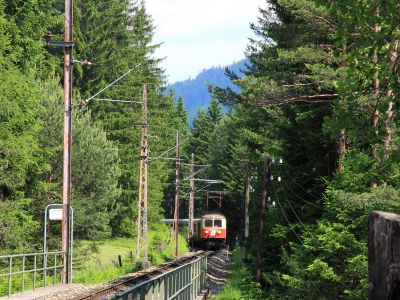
146;0;265;83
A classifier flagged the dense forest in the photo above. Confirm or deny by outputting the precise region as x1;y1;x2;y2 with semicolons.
1;0;400;298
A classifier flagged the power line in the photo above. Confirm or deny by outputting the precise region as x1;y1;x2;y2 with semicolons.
81;63;142;107
282;181;323;210
94;98;143;104
279;187;348;273
179;163;210;167
283;168;321;200
148;138;189;162
272;188;322;294
182;165;210;181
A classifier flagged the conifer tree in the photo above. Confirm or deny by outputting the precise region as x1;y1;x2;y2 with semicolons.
189;100;222;165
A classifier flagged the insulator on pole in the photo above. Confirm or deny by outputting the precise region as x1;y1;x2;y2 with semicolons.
267;196;271;202
272;201;276;207
278;176;282;182
270;175;274;181
81;99;89;107
279;158;283;164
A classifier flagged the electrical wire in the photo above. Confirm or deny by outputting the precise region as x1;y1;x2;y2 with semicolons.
81;63;142;106
180;182;215;198
282;181;324;210
182;165;211;181
283;168;321;200
94;98;143;104
272;188;322;294
179;163;211;167
148;138;190;162
279;187;349;274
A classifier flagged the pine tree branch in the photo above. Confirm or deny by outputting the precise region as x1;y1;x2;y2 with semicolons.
254;93;338;107
281;81;325;87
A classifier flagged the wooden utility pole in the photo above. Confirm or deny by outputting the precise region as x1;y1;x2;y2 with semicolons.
188;153;195;245
243;166;250;261
136;84;149;264
174;131;180;256
256;157;271;283
61;0;73;284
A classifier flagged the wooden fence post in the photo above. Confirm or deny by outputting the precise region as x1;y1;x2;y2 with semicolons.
369;211;400;299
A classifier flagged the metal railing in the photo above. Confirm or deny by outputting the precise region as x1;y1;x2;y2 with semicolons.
115;254;208;300
0;251;65;297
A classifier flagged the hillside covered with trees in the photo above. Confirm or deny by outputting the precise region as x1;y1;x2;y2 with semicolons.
1;0;400;298
166;60;246;120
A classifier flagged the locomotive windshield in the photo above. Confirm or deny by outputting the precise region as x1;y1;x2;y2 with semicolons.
204;219;223;227
205;219;213;227
214;220;222;227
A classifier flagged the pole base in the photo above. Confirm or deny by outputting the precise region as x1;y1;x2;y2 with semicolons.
142;261;151;269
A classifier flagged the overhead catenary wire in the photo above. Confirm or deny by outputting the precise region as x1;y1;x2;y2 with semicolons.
182;165;211;181
179;163;210;167
94;98;143;104
148;138;190;162
80;63;142;107
153;157;185;161
180;182;215;198
192;179;223;183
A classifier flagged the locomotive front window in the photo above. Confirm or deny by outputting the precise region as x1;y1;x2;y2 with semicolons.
205;219;213;227
214;220;222;227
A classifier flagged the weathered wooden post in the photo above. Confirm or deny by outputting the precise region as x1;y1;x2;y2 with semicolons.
369;211;400;299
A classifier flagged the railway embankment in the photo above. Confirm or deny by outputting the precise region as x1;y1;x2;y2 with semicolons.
211;249;262;299
206;249;233;298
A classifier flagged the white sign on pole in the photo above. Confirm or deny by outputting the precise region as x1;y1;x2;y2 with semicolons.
49;208;63;221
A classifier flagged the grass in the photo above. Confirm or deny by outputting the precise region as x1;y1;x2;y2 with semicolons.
0;225;189;295
212;248;263;300
73;225;189;284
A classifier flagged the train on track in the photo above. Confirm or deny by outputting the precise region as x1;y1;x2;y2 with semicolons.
163;192;227;250
191;212;227;249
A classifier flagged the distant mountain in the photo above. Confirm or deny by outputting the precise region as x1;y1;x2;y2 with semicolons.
166;59;248;120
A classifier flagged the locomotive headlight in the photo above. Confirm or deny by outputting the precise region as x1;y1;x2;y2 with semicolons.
205;230;209;234
218;230;221;234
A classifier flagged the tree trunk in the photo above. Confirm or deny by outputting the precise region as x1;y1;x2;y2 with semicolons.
243;166;250;262
338;129;346;173
371;44;380;188
381;40;399;164
255;157;270;283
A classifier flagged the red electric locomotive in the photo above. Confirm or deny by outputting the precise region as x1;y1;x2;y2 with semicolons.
192;212;227;249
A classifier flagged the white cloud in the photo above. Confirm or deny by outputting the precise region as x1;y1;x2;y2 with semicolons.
145;0;265;82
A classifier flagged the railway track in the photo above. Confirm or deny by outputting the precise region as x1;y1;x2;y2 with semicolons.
71;251;210;300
